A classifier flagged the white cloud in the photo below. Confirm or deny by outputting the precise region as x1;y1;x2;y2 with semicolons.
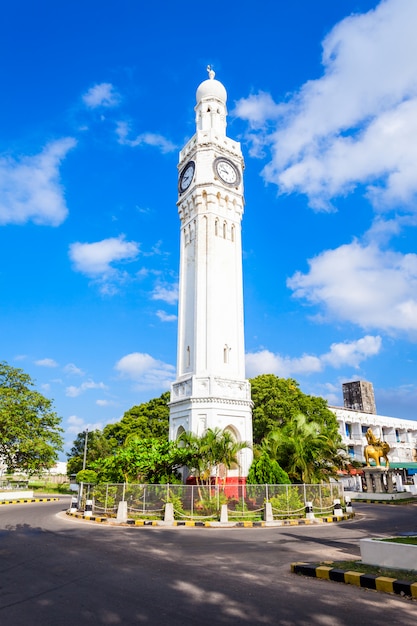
64;363;85;376
0;138;76;226
156;310;177;322
115;352;175;391
35;358;58;368
82;83;121;108
245;335;381;378
288;241;417;334
116;121;176;153
235;0;417;212
65;380;108;398
66;415;104;436
96;399;117;407
151;283;178;305
322;336;382;368
69;235;139;280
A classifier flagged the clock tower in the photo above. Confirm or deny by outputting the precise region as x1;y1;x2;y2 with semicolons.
169;68;253;479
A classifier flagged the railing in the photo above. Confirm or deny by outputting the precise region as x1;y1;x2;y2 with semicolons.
77;482;345;521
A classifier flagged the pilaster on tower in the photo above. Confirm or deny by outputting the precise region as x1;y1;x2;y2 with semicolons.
169;68;253;479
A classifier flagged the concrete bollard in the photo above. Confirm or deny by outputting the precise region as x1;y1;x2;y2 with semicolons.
333;499;343;518
164;502;174;523
305;501;315;521
70;496;78;513
116;501;128;523
220;504;228;523
345;497;353;514
264;502;273;522
84;499;93;518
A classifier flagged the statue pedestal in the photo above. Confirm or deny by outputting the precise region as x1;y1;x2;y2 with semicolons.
363;467;394;494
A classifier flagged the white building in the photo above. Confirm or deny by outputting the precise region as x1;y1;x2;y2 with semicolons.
169;69;253;477
331;406;417;466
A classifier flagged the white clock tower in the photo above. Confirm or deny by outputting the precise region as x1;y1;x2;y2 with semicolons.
169;68;253;478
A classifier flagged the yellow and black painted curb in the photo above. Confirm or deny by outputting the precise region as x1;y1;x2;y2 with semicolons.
66;511;354;527
291;562;417;599
0;497;59;505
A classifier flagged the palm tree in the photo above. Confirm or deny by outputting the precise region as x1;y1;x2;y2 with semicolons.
260;414;346;483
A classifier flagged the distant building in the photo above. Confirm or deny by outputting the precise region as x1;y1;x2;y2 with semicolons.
342;380;376;414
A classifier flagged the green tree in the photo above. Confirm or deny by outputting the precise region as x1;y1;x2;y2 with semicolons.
67;429;113;476
179;428;249;484
262;415;347;483
0;361;63;474
247;452;290;484
102;391;170;446
94;438;187;484
250;374;340;444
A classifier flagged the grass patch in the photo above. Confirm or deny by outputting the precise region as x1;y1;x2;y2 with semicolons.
380;536;417;545
325;560;417;583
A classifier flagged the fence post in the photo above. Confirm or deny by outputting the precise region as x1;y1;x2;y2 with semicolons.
333;498;343;518
85;499;93;517
220;504;228;523
122;482;126;502
265;484;269;503
191;485;194;519
305;501;314;521
345;496;353;514
105;484;108;514
264;501;273;522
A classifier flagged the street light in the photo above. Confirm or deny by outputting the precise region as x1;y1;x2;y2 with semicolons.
78;428;89;509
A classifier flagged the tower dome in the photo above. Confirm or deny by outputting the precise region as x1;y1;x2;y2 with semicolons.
196;66;227;104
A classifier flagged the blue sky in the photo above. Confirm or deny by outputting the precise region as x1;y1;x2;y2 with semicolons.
2;0;417;455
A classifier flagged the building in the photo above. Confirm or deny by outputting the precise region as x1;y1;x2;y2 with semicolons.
169;69;253;478
342;380;377;414
333;404;417;465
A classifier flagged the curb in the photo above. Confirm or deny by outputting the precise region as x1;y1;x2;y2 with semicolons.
291;562;417;600
66;511;354;528
0;497;60;505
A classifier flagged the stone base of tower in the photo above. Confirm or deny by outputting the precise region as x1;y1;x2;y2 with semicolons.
169;378;253;478
186;475;247;499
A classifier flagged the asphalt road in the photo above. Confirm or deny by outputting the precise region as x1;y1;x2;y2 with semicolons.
0;497;416;625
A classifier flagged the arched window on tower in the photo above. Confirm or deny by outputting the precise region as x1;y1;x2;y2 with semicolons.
223;221;227;239
186;346;191;368
215;218;219;237
223;344;231;364
231;225;235;242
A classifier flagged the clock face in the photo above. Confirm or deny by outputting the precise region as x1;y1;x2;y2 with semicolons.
179;161;195;192
214;158;240;186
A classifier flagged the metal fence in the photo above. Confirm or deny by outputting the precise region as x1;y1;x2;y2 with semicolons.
79;482;344;521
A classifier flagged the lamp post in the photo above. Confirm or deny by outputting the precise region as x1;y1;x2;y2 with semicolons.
78;428;89;509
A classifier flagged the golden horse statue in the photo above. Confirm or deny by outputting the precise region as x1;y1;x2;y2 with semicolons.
364;428;390;468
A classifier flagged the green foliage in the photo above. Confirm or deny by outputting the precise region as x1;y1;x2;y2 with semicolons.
179;428;249;484
247;452;290;484
102;391;170;446
93;438;187;484
76;469;98;484
269;487;304;514
67;429;113;475
265;414;347;483
0;362;63;474
250;374;340;444
250;375;347;483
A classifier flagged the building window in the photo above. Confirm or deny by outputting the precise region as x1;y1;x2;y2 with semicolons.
348;446;355;458
231;225;235;242
223;221;227;239
186;346;190;368
215;218;219;236
345;423;352;438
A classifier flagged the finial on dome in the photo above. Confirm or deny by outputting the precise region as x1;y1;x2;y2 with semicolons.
207;65;215;80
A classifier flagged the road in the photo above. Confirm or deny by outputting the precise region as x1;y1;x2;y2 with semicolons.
0;498;416;625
